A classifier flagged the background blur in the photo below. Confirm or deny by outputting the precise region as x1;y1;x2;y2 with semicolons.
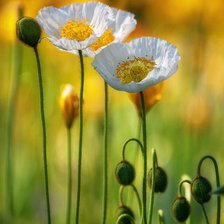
1;0;224;223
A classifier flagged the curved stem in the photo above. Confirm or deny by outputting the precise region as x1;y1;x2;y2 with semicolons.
122;138;144;160
34;47;51;224
197;155;220;224
148;149;156;224
178;180;192;197
140;91;147;224
119;186;125;206
6;7;23;218
102;82;108;224
66;128;72;224
131;184;142;216
118;185;142;217
201;204;210;224
75;50;84;224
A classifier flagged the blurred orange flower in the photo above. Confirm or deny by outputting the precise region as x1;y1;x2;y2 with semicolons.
128;82;163;116
59;84;79;128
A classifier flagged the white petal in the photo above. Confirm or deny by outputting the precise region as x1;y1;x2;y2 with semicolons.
36;6;70;38
92;37;181;92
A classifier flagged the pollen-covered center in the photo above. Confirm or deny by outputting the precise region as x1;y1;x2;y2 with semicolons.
59;18;94;42
116;56;156;84
89;28;115;51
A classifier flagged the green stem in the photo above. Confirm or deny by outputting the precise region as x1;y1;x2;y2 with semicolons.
102;82;108;224
66;128;72;224
140;91;147;224
6;7;23;218
131;184;142;216
34;46;51;224
178;180;192;197
148;149;156;224
197;156;220;224
75;50;84;224
122;138;144;160
201;204;209;224
118;185;142;217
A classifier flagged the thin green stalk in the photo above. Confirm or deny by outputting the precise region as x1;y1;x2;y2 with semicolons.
140;91;147;224
6;7;23;218
102;82;108;224
75;50;84;224
201;204;209;224
131;184;142;216
197;155;220;224
66;128;72;224
34;46;51;224
148;149;156;224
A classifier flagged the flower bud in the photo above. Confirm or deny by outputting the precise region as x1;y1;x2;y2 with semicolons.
115;161;135;186
59;84;79;128
172;196;191;223
116;214;135;224
16;17;41;47
147;166;167;193
128;82;163;116
191;176;212;204
115;205;135;220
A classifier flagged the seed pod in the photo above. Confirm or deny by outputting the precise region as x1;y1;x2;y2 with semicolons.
172;196;191;223
115;161;135;186
16;17;41;47
148;166;167;193
116;214;135;224
115;205;135;220
191;176;212;204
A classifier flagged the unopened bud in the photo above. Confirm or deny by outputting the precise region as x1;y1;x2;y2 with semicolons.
172;196;191;223
115;205;135;220
191;176;212;204
115;161;135;186
116;214;135;224
59;84;79;128
148;166;167;193
16;17;41;47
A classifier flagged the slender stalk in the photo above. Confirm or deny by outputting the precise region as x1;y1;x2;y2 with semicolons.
148;149;156;224
178;180;192;197
75;50;84;224
102;82;108;224
201;204;210;224
66;128;72;224
140;91;147;224
197;156;220;224
130;184;142;216
34;46;51;224
6;7;23;218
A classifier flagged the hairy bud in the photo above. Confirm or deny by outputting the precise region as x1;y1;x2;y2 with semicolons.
191;176;212;204
115;161;135;186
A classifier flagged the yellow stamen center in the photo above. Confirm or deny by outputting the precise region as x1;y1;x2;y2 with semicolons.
116;56;156;84
89;28;115;51
59;18;94;42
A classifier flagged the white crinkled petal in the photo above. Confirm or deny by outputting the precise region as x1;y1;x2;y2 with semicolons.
36;2;114;51
92;37;181;92
82;7;137;58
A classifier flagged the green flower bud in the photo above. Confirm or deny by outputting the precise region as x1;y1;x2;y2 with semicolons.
115;161;135;186
115;205;135;220
172;196;191;223
148;166;167;193
116;214;135;224
16;17;41;47
191;176;212;204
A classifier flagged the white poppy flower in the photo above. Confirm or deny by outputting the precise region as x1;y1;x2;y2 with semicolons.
82;8;136;57
36;1;114;53
92;37;181;93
